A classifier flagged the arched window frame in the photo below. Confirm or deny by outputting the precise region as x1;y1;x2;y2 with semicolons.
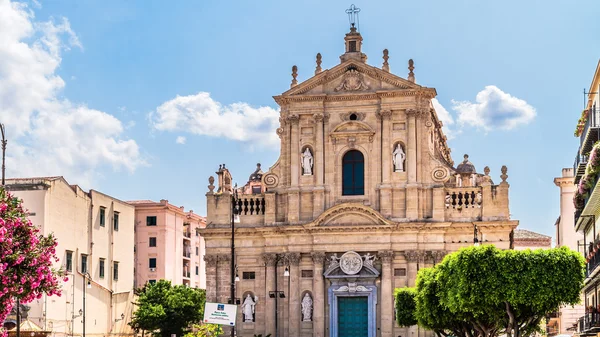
342;150;365;196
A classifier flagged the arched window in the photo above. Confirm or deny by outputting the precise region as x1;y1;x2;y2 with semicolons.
342;150;364;195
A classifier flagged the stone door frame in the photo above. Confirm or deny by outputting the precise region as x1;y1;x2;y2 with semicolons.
327;284;377;337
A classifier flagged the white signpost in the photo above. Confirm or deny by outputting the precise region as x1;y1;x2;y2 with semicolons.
203;302;237;326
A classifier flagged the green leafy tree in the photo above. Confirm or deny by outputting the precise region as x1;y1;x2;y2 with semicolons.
184;324;223;337
394;288;417;327
130;280;206;337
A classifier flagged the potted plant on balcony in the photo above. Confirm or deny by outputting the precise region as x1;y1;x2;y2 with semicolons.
575;109;589;137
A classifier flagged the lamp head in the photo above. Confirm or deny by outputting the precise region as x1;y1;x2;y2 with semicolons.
79;309;83;315
87;280;92;288
284;267;290;277
235;274;240;282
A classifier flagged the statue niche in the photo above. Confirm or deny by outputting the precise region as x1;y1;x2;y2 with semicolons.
301;147;314;176
392;143;406;172
241;292;257;322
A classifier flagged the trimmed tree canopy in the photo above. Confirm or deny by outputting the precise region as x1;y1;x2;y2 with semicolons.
394;288;417;327
130;280;206;337
395;245;585;337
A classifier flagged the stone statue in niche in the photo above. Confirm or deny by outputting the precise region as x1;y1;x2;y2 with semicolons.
301;148;313;175
242;294;257;322
393;144;406;172
301;293;313;321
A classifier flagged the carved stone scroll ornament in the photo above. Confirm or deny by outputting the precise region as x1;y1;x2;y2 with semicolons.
431;166;450;182
311;252;327;265
286;253;301;266
204;255;218;267
378;251;394;264
403;250;421;263
263;173;279;188
334;69;370;92
333;282;371;293
262;253;278;266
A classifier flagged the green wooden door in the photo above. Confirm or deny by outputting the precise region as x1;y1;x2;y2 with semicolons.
338;297;369;337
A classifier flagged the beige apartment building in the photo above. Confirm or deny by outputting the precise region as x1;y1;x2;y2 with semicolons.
128;200;206;289
553;168;584;334
5;177;135;337
201;23;519;337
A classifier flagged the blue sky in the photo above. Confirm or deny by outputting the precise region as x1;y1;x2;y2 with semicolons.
2;0;600;238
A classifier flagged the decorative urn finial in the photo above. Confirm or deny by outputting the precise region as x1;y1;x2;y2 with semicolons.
382;49;389;72
291;65;298;88
408;59;415;83
315;53;322;75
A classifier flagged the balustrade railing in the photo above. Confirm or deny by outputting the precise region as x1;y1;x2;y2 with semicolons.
579;313;600;332
445;188;483;209
234;196;266;215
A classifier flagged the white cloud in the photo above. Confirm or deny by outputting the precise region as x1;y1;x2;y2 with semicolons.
452;85;536;131
0;0;143;186
431;98;457;140
150;92;280;147
175;136;186;144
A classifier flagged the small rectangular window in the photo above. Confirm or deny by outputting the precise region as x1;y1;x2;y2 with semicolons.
81;254;88;273
149;258;157;269
113;212;119;231
99;208;105;227
146;216;157;226
349;41;357;52
252;186;261;194
149;237;157;247
113;262;119;281
196;246;199;256
149;279;156;285
301;270;313;278
394;268;407;277
99;259;105;278
195;266;199;275
65;251;73;272
242;272;255;280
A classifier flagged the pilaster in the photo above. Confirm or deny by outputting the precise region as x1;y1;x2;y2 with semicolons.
263;253;277;336
311;252;326;337
204;255;218;302
287;253;302;337
403;250;420;287
289;115;300;186
379;251;394;337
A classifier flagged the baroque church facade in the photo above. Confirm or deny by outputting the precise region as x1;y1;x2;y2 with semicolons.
201;25;518;337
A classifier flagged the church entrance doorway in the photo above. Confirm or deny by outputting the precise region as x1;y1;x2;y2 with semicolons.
337;296;368;337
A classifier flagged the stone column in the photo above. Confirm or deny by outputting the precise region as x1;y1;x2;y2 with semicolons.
406;110;417;184
404;251;420;287
378;110;393;217
311;252;326;337
287;253;302;337
313;113;325;218
379;251;395;337
263;253;277;336
204;255;218;302
290;115;300;186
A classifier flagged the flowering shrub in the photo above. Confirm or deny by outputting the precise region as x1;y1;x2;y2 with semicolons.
0;188;66;337
575;109;589;137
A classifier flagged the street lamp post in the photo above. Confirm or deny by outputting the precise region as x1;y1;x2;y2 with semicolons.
1;123;6;186
229;185;240;337
268;254;289;337
83;272;91;337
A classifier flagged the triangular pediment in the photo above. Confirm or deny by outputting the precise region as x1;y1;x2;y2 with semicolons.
280;60;423;97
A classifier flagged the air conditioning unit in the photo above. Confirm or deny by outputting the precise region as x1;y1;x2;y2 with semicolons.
149;268;156;272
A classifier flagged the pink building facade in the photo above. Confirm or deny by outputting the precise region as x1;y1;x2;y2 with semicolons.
129;199;207;289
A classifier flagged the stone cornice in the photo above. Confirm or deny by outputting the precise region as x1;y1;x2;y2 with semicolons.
274;89;436;105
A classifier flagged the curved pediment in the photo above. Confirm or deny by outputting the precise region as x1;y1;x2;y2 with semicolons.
310;203;394;227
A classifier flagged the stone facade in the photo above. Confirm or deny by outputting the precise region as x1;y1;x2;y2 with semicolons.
201;27;518;337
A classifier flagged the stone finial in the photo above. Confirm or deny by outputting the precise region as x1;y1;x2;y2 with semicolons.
291;65;298;88
408;59;415;83
315;53;322;75
382;49;390;72
501;165;508;182
208;176;215;193
484;166;490;176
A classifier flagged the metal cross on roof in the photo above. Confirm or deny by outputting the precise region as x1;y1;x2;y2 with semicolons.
345;4;361;30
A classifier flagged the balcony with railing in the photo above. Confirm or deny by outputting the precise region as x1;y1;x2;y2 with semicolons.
574;173;600;228
578;313;600;334
575;151;589;183
579;107;600;155
585;240;600;278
